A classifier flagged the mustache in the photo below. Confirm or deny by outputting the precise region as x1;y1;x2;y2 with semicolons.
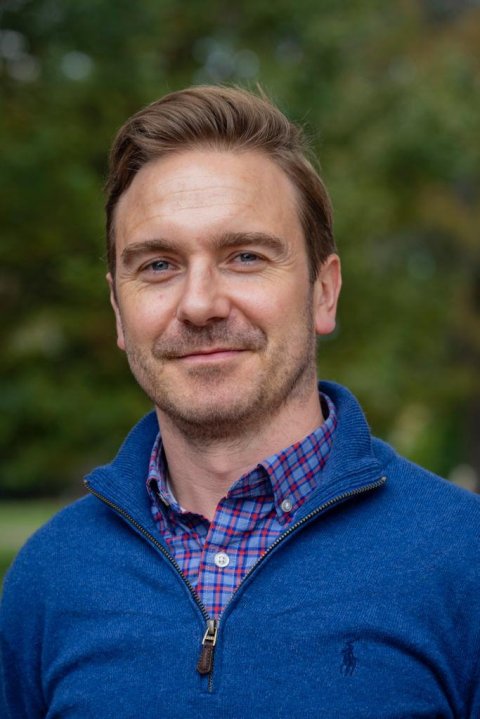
152;322;266;359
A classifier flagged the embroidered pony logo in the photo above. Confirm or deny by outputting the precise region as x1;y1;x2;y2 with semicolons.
341;639;357;676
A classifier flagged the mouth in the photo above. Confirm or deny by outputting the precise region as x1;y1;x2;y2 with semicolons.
175;348;249;363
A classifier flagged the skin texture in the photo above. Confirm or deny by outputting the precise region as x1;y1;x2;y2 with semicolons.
108;149;341;518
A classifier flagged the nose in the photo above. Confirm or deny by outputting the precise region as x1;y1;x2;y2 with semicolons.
176;265;231;326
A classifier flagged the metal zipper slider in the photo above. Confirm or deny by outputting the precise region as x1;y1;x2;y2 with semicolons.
197;619;218;675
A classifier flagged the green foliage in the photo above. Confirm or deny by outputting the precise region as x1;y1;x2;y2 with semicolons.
1;0;479;496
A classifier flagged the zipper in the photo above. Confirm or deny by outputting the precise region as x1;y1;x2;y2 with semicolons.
197;619;218;675
236;475;387;576
85;482;218;691
84;483;210;620
85;474;386;692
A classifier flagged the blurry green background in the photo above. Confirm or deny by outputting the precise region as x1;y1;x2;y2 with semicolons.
1;0;479;578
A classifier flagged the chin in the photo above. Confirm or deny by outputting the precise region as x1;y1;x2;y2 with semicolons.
155;389;265;440
161;394;252;424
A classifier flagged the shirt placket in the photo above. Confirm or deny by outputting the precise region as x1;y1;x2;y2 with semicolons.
196;497;251;618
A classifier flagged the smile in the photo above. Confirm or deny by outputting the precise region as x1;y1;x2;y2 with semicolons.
175;348;249;363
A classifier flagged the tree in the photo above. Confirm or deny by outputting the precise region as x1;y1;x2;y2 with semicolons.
1;0;479;496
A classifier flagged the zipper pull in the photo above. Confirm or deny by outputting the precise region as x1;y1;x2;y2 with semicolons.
197;619;218;675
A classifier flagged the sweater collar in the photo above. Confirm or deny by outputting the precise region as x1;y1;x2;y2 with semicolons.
84;382;384;531
146;390;337;524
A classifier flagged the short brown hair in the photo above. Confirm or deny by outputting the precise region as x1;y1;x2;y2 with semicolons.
105;85;335;279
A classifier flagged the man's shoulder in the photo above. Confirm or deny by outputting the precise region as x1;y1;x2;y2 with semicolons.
371;435;480;545
322;380;480;521
1;494;130;614
374;434;479;500
2;411;160;614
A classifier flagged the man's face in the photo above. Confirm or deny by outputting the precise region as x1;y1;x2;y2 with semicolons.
109;149;340;439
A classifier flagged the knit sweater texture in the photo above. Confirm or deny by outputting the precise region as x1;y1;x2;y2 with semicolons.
1;382;480;718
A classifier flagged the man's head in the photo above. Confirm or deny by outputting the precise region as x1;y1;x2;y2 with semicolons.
105;85;335;282
106;87;341;441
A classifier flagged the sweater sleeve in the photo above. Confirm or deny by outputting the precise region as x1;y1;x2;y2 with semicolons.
466;623;480;717
1;635;45;718
0;552;47;719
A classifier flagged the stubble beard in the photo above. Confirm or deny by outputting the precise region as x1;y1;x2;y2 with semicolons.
122;304;317;444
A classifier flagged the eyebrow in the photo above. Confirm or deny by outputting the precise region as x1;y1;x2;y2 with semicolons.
121;238;178;268
120;232;287;268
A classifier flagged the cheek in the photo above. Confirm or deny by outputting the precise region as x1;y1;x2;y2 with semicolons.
242;281;309;320
119;293;173;339
236;294;308;344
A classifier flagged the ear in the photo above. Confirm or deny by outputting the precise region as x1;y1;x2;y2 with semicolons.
106;273;126;351
312;254;342;336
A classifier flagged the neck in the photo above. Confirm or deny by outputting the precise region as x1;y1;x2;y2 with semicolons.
156;383;324;521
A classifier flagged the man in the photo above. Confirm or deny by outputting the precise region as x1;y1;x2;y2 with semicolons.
1;86;480;718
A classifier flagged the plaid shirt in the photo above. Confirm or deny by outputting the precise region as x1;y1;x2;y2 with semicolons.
147;393;337;618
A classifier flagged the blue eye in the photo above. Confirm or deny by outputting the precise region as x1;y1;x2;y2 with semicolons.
148;260;171;272
237;252;259;263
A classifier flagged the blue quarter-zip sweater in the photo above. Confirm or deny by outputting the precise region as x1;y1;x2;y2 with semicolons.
2;382;480;718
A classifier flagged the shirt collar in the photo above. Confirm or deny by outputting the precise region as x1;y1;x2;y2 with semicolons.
258;392;336;521
147;434;180;510
147;391;337;523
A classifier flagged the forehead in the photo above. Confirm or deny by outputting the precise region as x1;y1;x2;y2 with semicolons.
113;148;304;248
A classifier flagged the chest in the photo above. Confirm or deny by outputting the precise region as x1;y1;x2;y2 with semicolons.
40;518;464;719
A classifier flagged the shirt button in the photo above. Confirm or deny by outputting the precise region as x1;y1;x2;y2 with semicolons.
281;498;293;513
214;552;230;568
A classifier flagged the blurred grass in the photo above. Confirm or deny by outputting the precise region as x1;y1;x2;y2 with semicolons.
0;500;64;588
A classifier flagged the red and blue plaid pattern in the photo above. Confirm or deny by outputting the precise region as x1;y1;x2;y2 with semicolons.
147;393;337;618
